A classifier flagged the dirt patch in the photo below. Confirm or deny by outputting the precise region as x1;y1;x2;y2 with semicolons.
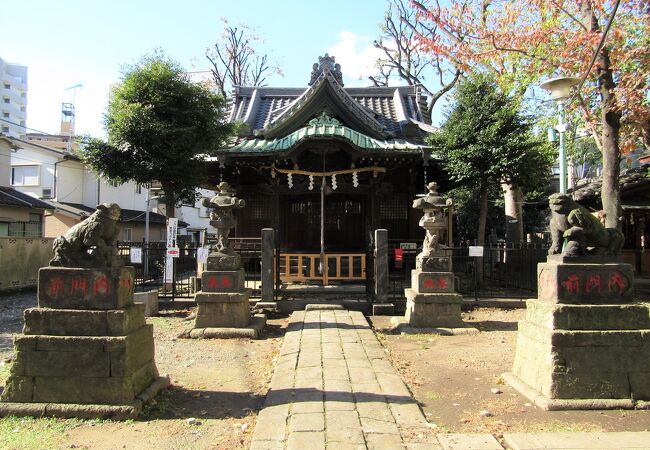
0;292;287;450
371;307;650;437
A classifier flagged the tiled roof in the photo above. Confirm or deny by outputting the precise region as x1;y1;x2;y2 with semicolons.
0;186;54;210
229;83;428;140
60;202;188;227
220;113;428;155
572;163;650;203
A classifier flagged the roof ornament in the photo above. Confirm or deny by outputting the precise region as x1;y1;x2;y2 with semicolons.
308;112;342;127
308;54;344;86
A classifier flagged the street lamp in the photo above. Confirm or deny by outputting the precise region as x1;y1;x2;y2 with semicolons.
540;76;581;194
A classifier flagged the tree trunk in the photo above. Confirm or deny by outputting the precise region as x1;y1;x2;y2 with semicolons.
581;1;622;230
595;34;621;230
162;182;176;219
477;180;488;245
502;182;524;244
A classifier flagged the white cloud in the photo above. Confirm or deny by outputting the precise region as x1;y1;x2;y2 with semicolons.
328;31;382;87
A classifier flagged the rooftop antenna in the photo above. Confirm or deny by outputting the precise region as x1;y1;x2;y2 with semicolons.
62;83;82;153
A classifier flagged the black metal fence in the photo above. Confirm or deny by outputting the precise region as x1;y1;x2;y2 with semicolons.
117;237;263;301
387;239;550;302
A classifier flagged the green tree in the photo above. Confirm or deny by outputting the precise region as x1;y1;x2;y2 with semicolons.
81;51;234;218
431;74;552;244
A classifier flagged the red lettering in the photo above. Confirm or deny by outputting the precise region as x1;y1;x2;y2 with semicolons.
585;275;602;294
221;276;232;289
423;277;436;289
561;274;580;294
93;276;110;296
608;271;627;294
69;277;88;296
206;276;219;289
438;277;448;289
48;277;65;298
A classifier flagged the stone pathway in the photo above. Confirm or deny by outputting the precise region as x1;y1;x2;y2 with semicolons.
249;307;650;450
250;307;501;450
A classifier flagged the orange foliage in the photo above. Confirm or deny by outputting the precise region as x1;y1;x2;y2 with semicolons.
412;0;649;152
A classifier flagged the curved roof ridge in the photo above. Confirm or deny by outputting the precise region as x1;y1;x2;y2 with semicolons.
258;69;387;139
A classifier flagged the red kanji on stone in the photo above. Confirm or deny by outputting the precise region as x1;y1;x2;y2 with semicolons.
423;277;436;289
93;275;110;296
561;274;580;294
206;276;219;289
49;277;65;298
221;276;232;288
585;275;602;294
608;271;627;294
438;277;448;289
69;277;88;296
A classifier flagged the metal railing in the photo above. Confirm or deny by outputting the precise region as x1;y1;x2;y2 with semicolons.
387;240;550;300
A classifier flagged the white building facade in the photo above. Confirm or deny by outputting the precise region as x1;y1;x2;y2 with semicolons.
4;135;214;242
0;58;27;139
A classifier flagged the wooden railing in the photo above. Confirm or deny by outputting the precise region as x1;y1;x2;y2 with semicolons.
279;253;366;285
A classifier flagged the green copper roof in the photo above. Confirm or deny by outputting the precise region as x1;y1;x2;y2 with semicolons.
222;113;429;154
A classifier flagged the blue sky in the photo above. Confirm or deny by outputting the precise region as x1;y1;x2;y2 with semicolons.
3;0;416;138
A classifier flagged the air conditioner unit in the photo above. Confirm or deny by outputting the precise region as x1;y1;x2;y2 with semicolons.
41;188;53;199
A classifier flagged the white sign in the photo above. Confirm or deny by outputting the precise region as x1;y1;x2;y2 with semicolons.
130;247;142;264
164;256;174;283
400;242;417;250
166;218;178;249
166;247;180;258
469;246;484;257
197;247;209;264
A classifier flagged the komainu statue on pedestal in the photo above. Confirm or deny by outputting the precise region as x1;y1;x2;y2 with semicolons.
548;193;623;257
50;202;122;268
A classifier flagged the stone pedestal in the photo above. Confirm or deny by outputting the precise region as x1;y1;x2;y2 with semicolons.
504;258;649;410
188;267;265;339
391;268;477;334
0;266;169;419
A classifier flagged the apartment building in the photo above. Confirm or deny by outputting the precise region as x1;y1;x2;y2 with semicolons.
0;58;28;139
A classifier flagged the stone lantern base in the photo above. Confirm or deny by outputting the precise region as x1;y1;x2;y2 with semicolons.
390;268;478;335
184;268;266;339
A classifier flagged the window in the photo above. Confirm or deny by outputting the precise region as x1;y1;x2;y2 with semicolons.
123;228;133;241
11;166;40;186
3;98;9;104
3;83;9;89
2;112;8;118
29;213;42;222
135;183;142;194
2;126;8;133
108;179;119;187
0;222;8;237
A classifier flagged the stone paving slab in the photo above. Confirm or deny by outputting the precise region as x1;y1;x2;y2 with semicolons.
503;431;650;449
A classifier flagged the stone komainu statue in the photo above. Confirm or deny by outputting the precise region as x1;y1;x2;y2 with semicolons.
548;193;624;257
50;203;123;268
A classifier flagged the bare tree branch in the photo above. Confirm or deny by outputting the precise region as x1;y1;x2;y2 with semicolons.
205;21;279;97
371;0;463;123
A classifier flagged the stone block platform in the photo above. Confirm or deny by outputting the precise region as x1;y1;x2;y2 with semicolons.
0;267;169;419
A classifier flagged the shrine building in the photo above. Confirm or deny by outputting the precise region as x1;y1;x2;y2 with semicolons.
207;55;446;284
